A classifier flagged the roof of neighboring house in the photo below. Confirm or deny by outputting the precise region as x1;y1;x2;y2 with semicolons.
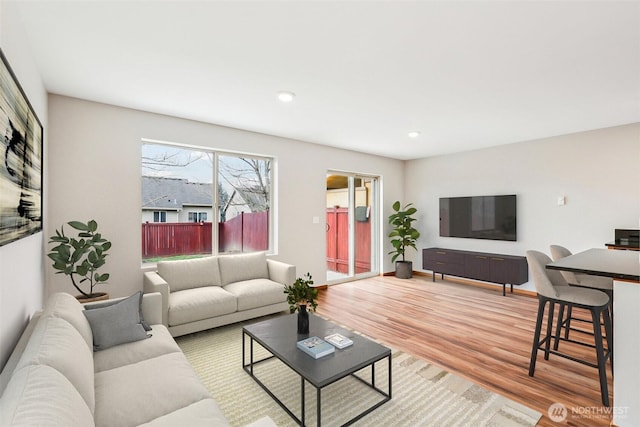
142;176;213;210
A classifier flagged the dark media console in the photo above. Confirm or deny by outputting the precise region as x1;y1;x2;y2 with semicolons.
422;247;528;296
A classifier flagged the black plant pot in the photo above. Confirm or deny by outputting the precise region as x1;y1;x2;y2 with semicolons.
395;261;413;279
297;305;309;334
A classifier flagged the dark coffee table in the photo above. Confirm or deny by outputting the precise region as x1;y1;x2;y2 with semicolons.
242;313;392;426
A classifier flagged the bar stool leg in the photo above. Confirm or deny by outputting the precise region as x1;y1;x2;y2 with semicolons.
603;306;613;375
564;305;573;340
529;296;547;376
544;301;555;360
591;306;610;407
554;303;566;351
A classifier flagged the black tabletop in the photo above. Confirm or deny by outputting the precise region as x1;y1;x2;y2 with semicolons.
243;313;391;388
546;248;640;282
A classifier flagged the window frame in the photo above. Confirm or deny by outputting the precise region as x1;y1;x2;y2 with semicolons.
141;139;276;262
153;211;167;223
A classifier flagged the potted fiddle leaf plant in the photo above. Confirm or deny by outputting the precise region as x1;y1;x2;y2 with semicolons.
388;201;421;279
47;219;112;302
284;273;318;334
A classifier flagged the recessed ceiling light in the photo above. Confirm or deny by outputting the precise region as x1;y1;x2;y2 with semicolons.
408;131;421;138
277;91;295;102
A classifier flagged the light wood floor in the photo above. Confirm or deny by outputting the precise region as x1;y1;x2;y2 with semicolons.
316;274;613;427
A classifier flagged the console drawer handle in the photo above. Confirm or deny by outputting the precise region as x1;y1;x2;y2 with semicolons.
492;257;505;261
436;251;446;255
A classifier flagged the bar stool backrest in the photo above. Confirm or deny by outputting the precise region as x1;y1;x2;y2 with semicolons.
549;245;580;285
526;250;569;298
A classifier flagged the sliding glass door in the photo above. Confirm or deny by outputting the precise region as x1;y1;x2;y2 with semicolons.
325;172;378;282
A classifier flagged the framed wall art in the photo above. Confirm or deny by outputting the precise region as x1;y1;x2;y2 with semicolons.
0;48;43;247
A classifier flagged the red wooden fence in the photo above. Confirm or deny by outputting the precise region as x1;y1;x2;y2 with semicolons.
142;211;268;259
326;207;371;274
142;222;212;258
218;211;269;253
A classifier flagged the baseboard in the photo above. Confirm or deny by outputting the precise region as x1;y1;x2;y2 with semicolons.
384;270;537;297
383;270;430;278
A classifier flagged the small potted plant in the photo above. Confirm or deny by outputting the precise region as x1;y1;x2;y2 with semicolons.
388;201;421;279
283;273;318;333
47;219;112;302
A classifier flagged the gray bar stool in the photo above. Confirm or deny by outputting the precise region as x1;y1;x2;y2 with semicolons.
526;250;612;406
550;245;613;343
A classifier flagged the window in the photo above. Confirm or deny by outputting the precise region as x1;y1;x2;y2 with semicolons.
217;154;271;253
188;212;207;222
141;141;274;262
153;211;166;223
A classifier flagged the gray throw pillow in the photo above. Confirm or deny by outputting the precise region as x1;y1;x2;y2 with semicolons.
85;291;152;331
83;292;150;351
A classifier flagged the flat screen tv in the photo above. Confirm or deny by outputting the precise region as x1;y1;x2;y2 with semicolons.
439;195;517;241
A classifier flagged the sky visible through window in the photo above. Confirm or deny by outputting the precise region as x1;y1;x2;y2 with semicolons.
142;142;272;216
142;144;212;183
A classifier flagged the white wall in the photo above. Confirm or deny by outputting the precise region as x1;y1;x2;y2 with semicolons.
47;95;405;298
0;1;48;370
406;123;640;291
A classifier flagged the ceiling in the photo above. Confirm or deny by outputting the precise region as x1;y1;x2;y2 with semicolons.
14;1;640;160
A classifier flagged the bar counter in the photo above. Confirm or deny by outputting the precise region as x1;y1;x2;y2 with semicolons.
547;248;640;427
605;241;640;251
546;248;640;281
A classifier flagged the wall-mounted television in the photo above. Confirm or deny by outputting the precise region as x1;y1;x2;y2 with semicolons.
439;195;517;241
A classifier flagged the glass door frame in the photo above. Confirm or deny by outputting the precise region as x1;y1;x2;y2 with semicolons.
325;170;380;284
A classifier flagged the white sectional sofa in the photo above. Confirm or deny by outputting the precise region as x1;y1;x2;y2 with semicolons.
143;251;295;336
0;292;230;427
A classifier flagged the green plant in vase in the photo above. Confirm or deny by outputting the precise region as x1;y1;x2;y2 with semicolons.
388;201;421;279
284;273;317;334
284;272;318;312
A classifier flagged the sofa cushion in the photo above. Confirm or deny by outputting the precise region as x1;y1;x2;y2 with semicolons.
83;292;150;351
0;365;94;427
94;352;213;427
137;399;230;427
41;292;93;351
158;256;222;292
223;278;287;311
15;316;95;413
94;324;180;373
218;251;269;286
86;291;152;331
168;287;237;326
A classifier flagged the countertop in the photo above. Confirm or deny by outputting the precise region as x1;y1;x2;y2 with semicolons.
546;248;640;282
605;240;640;250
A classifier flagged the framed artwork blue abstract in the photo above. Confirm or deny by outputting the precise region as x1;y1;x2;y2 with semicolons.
0;48;43;247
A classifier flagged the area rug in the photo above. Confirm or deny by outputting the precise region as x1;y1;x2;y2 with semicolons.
177;321;541;427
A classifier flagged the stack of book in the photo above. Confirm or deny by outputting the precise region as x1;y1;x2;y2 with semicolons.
324;333;353;349
296;336;335;359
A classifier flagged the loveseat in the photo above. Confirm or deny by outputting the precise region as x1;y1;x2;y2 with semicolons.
143;251;295;336
0;292;231;426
